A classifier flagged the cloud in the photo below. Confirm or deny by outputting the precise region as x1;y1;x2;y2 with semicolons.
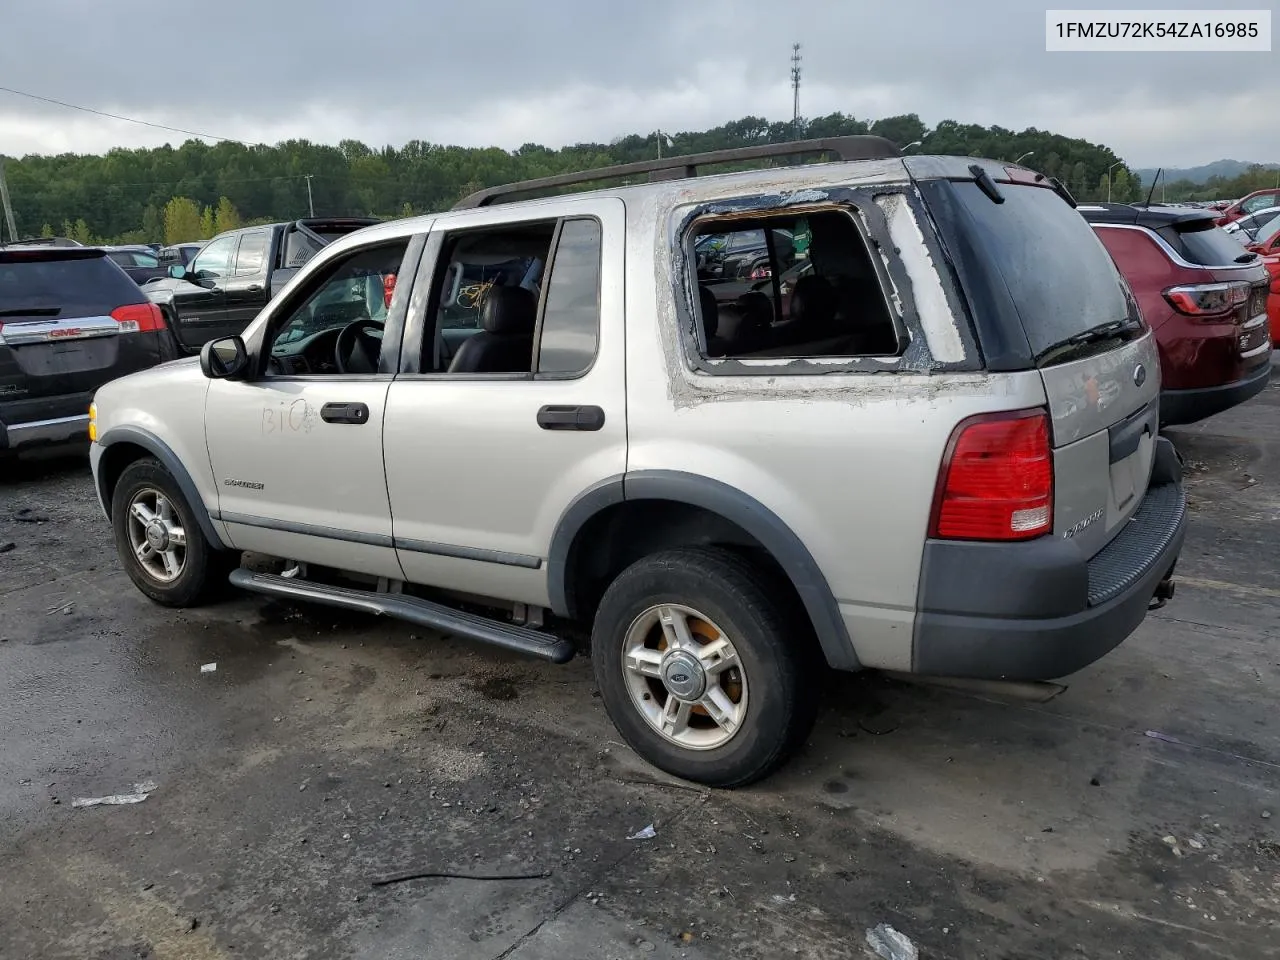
1;0;1275;166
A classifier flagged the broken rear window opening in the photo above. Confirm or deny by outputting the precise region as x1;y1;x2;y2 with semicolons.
689;209;902;362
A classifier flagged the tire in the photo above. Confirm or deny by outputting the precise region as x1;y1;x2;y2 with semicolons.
111;457;236;607
592;546;816;788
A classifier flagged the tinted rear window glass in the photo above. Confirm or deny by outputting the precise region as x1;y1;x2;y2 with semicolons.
1161;222;1254;266
931;182;1128;362
234;232;269;275
0;255;140;318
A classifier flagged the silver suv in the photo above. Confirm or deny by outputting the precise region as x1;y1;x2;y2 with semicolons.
89;138;1186;787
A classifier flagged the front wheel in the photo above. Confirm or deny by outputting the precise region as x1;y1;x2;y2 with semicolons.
592;547;815;788
111;457;235;606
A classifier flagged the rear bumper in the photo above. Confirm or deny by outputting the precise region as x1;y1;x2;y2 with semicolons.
912;438;1186;681
0;414;90;452
1160;360;1271;426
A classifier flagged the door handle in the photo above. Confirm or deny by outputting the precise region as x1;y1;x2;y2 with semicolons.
537;405;605;432
244;284;263;294
320;402;370;425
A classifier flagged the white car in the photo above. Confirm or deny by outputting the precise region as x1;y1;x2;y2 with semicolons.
89;139;1187;786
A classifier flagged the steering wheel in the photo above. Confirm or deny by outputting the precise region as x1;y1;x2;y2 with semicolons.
334;319;385;374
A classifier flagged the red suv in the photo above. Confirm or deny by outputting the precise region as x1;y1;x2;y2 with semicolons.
1214;189;1280;227
1082;204;1272;426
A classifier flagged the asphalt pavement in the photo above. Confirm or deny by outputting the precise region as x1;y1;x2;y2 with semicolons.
1;374;1278;960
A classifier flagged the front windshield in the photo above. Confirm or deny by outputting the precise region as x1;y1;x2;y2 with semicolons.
1252;214;1280;249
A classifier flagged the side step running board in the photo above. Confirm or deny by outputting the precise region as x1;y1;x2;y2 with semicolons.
229;569;575;664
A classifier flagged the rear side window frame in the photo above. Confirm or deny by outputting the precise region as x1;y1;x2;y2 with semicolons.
672;186;982;376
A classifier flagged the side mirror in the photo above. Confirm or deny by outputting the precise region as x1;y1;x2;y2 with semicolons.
168;264;187;279
200;336;250;380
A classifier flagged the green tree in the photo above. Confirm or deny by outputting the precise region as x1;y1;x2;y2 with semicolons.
199;205;215;239
68;218;93;244
40;223;54;238
140;204;163;242
214;196;241;234
162;197;202;244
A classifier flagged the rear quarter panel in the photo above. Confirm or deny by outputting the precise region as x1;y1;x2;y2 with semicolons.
624;190;1048;672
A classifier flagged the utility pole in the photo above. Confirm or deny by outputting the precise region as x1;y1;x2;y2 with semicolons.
0;160;17;243
304;174;315;218
656;130;662;160
790;44;802;138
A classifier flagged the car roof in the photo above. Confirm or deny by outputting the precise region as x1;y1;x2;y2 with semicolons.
1078;202;1218;228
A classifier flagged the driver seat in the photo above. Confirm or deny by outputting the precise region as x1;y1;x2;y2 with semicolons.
448;286;537;373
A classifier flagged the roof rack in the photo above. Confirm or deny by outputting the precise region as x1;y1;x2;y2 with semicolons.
452;135;903;210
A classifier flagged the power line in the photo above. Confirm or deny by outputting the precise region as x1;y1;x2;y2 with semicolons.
0;84;245;144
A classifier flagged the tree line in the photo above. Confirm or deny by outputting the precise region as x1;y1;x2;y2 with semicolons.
1153;165;1280;204
2;113;1143;244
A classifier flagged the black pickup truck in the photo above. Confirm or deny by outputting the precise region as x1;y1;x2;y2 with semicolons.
143;217;378;352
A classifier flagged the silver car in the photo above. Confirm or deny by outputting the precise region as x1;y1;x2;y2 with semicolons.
89;138;1186;786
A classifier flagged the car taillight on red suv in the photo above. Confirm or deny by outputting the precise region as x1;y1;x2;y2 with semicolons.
1163;281;1250;318
111;303;166;333
930;409;1054;541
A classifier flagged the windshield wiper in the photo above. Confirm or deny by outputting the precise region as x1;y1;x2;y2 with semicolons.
0;306;60;318
1035;319;1141;366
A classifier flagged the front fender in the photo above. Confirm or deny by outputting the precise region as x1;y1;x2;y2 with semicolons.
95;426;228;550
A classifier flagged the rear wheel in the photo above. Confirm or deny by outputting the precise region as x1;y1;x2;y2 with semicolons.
111;458;235;606
592;547;815;787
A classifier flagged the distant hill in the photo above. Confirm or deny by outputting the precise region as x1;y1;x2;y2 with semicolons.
1137;159;1280;186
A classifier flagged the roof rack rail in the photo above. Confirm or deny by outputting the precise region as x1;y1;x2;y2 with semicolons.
452;135;903;210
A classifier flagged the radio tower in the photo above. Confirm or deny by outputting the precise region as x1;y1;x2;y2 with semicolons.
790;44;802;137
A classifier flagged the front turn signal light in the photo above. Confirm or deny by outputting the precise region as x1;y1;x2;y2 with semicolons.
88;402;98;443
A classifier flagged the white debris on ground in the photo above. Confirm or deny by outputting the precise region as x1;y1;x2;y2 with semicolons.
200;663;217;674
71;780;158;808
627;824;656;840
865;923;919;960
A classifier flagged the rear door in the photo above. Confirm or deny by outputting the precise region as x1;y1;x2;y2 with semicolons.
383;199;626;607
222;229;272;328
169;233;235;349
0;248;164;427
919;175;1160;557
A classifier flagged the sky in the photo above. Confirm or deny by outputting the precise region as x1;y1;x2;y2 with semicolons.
1;0;1276;168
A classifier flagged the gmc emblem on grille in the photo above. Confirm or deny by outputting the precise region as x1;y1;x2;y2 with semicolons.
1133;364;1147;387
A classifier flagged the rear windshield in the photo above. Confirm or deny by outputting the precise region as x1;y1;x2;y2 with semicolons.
923;180;1130;368
1158;222;1250;266
0;254;141;319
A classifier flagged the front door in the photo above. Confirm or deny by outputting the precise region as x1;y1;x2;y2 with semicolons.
383;198;627;607
204;237;416;580
170;233;235;350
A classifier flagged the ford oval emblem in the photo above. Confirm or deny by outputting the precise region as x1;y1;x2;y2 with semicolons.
1133;364;1147;388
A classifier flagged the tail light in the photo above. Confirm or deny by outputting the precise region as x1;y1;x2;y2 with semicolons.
112;303;166;333
930;409;1054;541
383;273;397;308
749;265;771;280
1163;281;1250;318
